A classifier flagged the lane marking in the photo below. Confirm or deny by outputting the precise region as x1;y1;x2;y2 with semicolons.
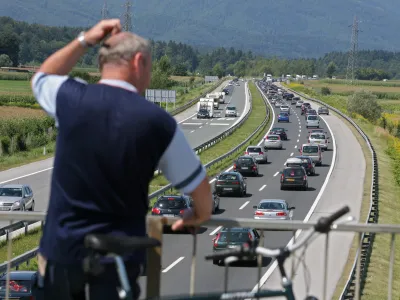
239;201;250;210
199;126;203;129
209;226;222;236
162;257;185;273
299;129;301;132
298;134;300;137
210;123;230;126
290;152;294;156
182;122;203;125
190;130;195;133
295;145;297;149
0;167;54;184
251;88;338;293
297;139;299;142
259;184;266;191
273;172;279;177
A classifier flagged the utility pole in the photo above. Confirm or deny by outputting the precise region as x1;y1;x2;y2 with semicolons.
101;1;109;19
122;0;133;32
346;16;360;85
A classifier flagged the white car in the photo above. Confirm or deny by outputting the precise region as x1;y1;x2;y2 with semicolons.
245;145;268;164
275;102;282;108
263;134;283;150
225;106;238;117
306;115;320;128
308;132;329;150
296;100;304;108
280;105;290;114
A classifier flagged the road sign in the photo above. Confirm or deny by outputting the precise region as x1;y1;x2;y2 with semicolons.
204;76;219;83
145;89;176;103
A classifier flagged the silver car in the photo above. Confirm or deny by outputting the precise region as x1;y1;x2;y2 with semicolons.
309;132;329;150
245;145;268;164
296;100;304;108
306;115;320;128
0;184;35;211
318;106;329;115
264;134;283;149
253;199;295;220
225;106;238;117
280;105;290;114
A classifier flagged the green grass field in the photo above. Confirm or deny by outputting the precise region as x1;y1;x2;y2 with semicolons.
0;80;32;95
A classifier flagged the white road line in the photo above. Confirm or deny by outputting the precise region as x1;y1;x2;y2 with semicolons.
297;139;299;142
162;257;185;273
294;145;297;148
190;130;195;133
182;122;203;125
259;184;266;191
239;201;250;210
273;172;279;177
251;90;338;293
290;152;294;156
299;129;301;132
199;126;203;128
298;134;300;137
210;123;230;126
209;226;222;236
0;167;54;184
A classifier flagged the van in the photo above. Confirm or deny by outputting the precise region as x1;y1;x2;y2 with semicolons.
299;143;323;166
306;115;320;128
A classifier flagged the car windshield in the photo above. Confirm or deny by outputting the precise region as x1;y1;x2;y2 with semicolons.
283;168;305;177
281;106;288;108
218;231;250;243
259;202;286;210
0;188;22;197
0;280;31;293
267;135;279;140
199;109;208;113
311;134;325;139
302;146;319;153
219;173;238;180
156;198;187;209
308;116;318;120
247;147;261;152
226;107;236;110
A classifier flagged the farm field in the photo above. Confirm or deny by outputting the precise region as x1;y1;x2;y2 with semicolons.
0;80;32;95
305;79;400;94
0;106;45;119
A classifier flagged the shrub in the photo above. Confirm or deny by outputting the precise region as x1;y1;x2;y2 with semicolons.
321;86;331;95
347;90;382;123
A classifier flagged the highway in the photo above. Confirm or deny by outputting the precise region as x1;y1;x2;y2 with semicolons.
0;80;248;228
138;82;338;297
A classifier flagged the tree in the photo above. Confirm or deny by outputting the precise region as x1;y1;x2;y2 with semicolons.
326;61;336;78
347;90;382;122
0;29;19;66
0;54;12;67
212;63;224;78
157;55;172;76
173;64;187;76
233;61;246;77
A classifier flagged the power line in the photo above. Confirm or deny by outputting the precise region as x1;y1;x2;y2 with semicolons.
346;16;361;85
101;1;109;19
122;0;133;32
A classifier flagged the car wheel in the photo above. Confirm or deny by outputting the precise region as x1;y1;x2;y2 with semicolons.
280;185;284;190
29;200;35;211
213;260;219;265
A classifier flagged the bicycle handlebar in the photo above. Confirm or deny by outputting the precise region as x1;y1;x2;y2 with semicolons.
204;205;350;261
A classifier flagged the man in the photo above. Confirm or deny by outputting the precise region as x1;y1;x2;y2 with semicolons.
31;19;213;299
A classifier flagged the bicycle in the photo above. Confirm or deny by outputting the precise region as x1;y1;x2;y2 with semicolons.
83;205;350;300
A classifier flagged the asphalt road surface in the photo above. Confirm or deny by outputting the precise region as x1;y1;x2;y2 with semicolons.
138;83;338;298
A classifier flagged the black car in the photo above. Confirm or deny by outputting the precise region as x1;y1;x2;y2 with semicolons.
295;156;316;175
280;166;308;191
215;172;247;197
269;127;288;140
223;88;229;95
211;227;260;265
197;108;211;119
151;195;192;217
318;106;329;115
233;155;259;176
0;271;43;299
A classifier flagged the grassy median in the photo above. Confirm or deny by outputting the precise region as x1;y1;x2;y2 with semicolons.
285;83;400;299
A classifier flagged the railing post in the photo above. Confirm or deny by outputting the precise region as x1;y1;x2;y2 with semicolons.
146;217;163;299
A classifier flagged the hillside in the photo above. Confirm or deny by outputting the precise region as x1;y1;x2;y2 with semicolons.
0;0;398;57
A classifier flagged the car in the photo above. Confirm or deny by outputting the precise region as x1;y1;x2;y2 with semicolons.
280;166;308;191
0;271;43;299
197;108;211;119
305;109;317;120
299;143;323;166
309;128;326;134
284;157;304;168
296;100;304;108
269;127;288;140
214;172;247;197
308;132;329;150
306;115;320;128
280;105;290;114
245;145;268;164
225;106;238;117
233;155;259;176
274;101;282;107
264;134;283;150
0;184;35;211
211;227;260;265
222;88;230;95
291;98;297;105
253;199;295;220
295;156;316;175
318;106;329;115
151;195;193;217
278;112;290;122
235;82;240;86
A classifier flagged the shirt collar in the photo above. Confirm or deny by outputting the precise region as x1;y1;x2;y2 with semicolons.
99;79;138;93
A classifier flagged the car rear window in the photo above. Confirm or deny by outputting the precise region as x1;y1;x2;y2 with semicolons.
219;174;238;180
311;134;325;139
308;115;318;120
302;146;319;153
247;147;261;152
219;231;249;243
259;202;286;210
226;107;236;110
283;168;305;177
267;135;279;140
0;280;31;293
156;199;187;209
238;157;253;164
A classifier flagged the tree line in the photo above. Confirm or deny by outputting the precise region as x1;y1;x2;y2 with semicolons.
0;16;399;80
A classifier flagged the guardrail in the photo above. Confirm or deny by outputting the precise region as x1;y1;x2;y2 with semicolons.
148;81;271;201
282;84;378;299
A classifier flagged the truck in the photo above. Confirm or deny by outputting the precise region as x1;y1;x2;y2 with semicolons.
215;92;226;104
197;98;214;118
206;93;220;109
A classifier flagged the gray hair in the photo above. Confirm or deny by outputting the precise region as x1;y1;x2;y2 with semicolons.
98;32;151;70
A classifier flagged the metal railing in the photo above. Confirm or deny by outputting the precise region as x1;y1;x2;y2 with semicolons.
0;212;399;300
283;85;379;299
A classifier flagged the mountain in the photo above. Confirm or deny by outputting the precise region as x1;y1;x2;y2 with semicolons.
0;0;398;57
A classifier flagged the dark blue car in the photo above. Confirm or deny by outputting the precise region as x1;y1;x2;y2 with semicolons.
0;271;43;300
278;112;289;122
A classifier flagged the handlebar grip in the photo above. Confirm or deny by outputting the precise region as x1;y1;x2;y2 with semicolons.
205;242;253;261
315;206;350;233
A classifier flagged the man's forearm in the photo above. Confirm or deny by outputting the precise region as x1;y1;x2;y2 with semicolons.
37;39;86;76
